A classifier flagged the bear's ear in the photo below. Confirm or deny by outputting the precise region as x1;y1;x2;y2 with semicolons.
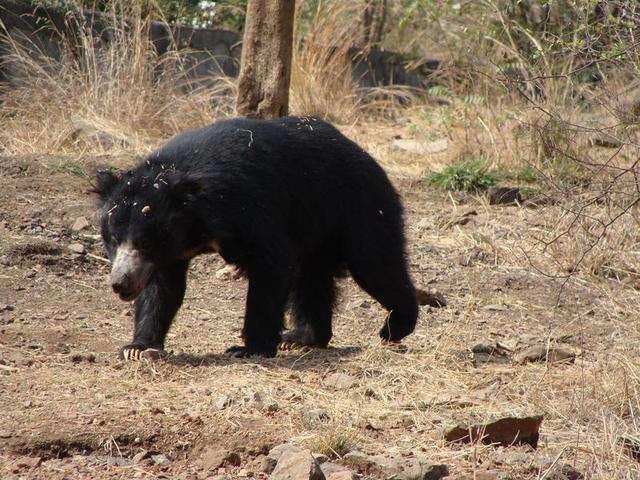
164;171;204;202
91;167;121;204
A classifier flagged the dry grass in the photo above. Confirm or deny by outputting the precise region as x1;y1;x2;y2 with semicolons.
0;1;235;156
289;1;361;123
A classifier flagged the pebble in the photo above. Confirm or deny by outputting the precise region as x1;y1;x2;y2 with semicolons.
67;243;86;254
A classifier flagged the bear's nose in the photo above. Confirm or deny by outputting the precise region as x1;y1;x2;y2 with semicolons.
111;278;130;295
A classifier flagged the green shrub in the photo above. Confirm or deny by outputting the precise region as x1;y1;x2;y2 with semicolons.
428;157;498;192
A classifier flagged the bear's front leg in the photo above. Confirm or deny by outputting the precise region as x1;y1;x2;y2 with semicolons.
227;260;290;358
119;260;189;360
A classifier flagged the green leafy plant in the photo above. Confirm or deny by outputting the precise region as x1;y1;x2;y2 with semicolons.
428;157;498;192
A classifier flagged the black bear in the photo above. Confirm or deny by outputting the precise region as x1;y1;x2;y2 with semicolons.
93;116;419;359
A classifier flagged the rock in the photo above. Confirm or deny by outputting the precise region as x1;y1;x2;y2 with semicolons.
201;447;242;470
325;471;356;480
323;372;358;390
267;443;304;472
71;216;90;232
269;447;325;480
15;456;42;468
444;415;543;448
343;452;448;480
265;400;280;412
140;348;167;362
151;453;172;465
67;243;86;255
216;394;234;410
392;138;449;155
342;450;374;470
471;340;511;366
301;408;331;429
416;288;447;307
514;344;580;364
539;462;584;480
0;430;11;438
487;186;522;205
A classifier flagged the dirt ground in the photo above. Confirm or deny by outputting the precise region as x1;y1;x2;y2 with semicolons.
2;132;640;479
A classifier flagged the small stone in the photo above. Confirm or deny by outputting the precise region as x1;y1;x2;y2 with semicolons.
269;447;325;480
539;462;584;480
71;216;90;232
265;400;280;412
0;305;14;313
342;451;374;469
200;447;242;470
445;415;543;448
216;394;234;410
15;456;42;468
0;430;12;438
267;443;304;472
301;408;331;428
67;243;86;254
323;372;358;390
151;453;171;465
488;186;522;205
326;471;356;480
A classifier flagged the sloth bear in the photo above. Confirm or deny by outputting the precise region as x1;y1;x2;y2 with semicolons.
93;116;419;359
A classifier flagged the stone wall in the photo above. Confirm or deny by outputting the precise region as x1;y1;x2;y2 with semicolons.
0;1;437;90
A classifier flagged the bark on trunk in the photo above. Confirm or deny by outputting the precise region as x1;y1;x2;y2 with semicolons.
236;0;296;119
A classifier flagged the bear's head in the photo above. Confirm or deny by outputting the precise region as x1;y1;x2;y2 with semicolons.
92;166;204;301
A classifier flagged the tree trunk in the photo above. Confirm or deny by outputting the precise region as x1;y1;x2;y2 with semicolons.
361;0;387;51
236;0;296;119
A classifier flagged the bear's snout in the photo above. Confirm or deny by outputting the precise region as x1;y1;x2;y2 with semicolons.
109;242;153;301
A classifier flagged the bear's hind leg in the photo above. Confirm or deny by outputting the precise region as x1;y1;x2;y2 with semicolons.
282;255;337;350
347;250;418;343
120;260;189;360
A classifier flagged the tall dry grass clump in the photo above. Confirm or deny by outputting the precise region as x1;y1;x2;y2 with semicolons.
289;1;361;123
0;1;235;155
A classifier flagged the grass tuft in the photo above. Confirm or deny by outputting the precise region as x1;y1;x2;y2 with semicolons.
428;157;498;192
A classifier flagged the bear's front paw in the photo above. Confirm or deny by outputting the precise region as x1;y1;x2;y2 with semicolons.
225;345;277;358
119;344;148;361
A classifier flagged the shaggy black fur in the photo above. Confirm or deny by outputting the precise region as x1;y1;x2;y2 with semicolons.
94;116;419;358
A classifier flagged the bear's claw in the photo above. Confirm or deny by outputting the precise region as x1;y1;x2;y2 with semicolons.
225;345;277;358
